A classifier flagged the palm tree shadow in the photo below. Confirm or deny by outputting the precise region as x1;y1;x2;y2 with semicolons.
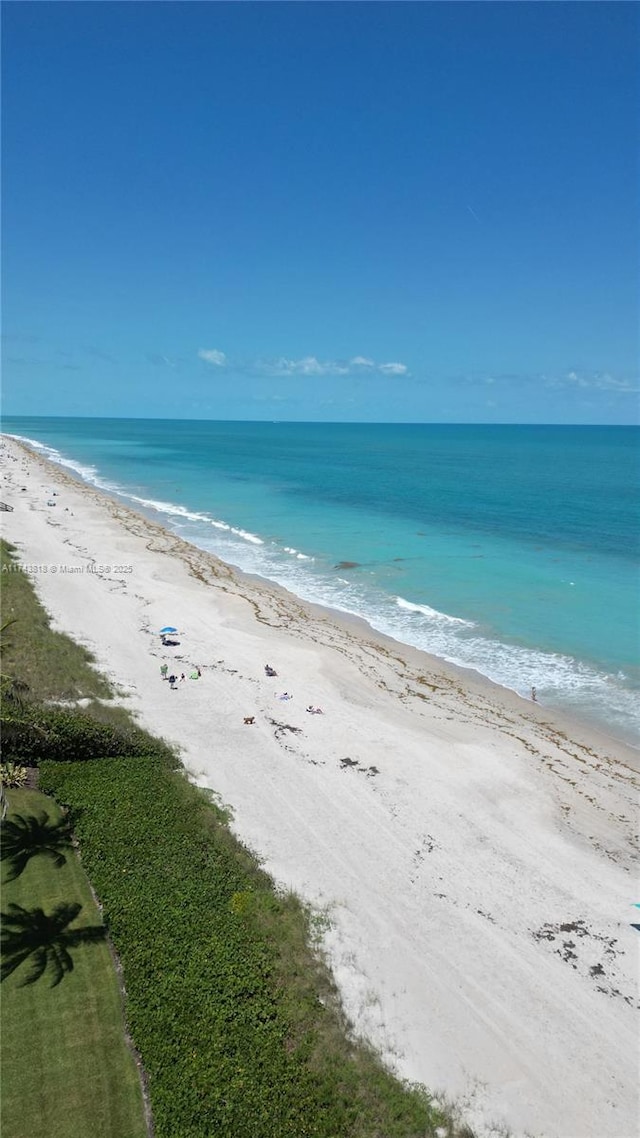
1;811;73;881
1;901;106;987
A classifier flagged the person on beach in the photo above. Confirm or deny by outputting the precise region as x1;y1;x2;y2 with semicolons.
189;668;201;680
531;686;537;702
160;664;168;680
168;674;177;688
180;673;186;682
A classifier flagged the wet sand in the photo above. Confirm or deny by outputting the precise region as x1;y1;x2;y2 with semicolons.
2;434;638;1138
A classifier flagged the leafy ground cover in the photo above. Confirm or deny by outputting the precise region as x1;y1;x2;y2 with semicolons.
1;540;112;703
0;788;147;1138
1;540;174;765
1;537;473;1138
39;757;459;1138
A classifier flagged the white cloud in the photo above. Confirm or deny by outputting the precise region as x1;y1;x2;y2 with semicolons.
195;349;412;380
198;348;227;367
583;372;637;392
270;356;412;378
549;370;639;393
264;356;351;377
378;361;408;376
455;369;639;394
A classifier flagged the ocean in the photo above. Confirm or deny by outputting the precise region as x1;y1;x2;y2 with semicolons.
4;417;639;746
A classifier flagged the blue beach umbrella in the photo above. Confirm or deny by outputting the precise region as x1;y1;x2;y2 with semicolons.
159;626;178;634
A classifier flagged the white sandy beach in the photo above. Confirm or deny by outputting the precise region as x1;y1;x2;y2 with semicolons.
1;434;638;1138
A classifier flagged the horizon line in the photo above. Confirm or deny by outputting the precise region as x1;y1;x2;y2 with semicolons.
1;415;638;429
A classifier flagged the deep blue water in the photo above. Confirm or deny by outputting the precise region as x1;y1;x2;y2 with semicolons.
4;417;639;744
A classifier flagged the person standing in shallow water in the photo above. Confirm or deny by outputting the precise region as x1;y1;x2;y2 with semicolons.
531;686;537;702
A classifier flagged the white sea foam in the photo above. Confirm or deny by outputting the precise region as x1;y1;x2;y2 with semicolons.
10;430;637;744
230;527;263;545
396;596;474;627
120;491;260;539
122;493;264;543
378;603;640;743
10;434;266;547
173;527;638;744
124;495;265;545
128;493;213;525
223;551;640;743
8;434;105;486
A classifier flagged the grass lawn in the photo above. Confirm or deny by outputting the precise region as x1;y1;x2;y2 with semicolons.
1;788;147;1138
39;757;453;1138
1;536;471;1138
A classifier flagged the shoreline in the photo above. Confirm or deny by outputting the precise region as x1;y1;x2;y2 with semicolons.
5;431;638;755
2;433;639;1138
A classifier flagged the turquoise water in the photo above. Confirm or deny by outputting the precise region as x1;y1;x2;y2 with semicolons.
4;417;639;744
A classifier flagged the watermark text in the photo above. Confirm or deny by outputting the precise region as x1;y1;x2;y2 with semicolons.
2;563;133;576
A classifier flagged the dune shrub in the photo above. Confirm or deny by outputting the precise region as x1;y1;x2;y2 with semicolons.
1;706;175;766
39;755;442;1138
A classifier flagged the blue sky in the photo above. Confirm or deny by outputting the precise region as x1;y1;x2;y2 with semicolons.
2;1;638;423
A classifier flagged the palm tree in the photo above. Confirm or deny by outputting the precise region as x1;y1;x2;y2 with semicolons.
1;901;106;987
1;811;73;881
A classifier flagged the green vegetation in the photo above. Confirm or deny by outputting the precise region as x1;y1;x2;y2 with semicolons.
1;537;473;1138
0;761;29;788
1;541;112;702
40;757;450;1138
0;540;174;766
1;789;147;1138
3;704;175;765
